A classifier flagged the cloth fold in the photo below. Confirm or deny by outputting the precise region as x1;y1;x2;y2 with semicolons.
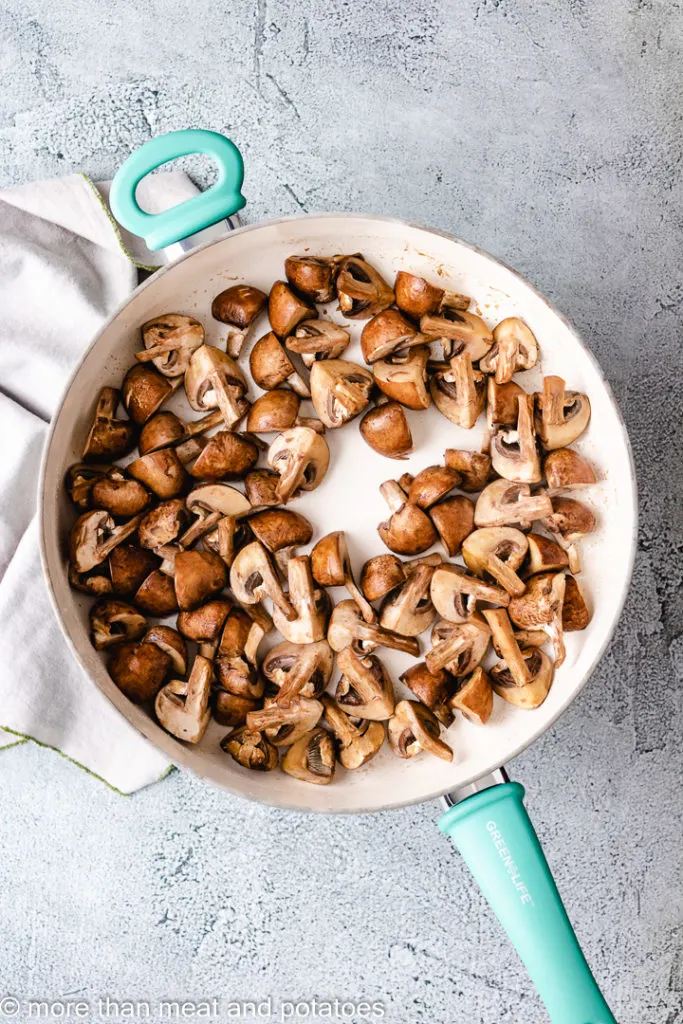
0;170;199;793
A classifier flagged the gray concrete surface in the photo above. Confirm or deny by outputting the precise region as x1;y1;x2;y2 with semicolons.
1;1;682;1021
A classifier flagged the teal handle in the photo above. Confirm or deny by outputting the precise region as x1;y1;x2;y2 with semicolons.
109;129;246;251
439;783;617;1024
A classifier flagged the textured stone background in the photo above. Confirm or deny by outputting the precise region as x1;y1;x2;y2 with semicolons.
2;1;682;1022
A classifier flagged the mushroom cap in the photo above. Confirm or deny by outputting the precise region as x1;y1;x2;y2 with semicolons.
108;641;171;703
89;598;147;650
544;449;596;490
142;626;188;675
138;411;186;455
212;284;266;328
186;482;251;518
474;479;553;529
310;359;374;428
281;727;336;784
285;320;350;365
221;726;279;770
90;470;150;519
284;255;339;303
122;364;174;425
373;346;430;410
543;496;596;540
268;280;317;338
400;662;455;725
335;256;394;319
359;402;413;459
184;345;248;415
310;531;349;587
444;450;492;492
360;308;419;363
68;563;113;596
128;449;187;498
140;314;204;377
479;317;538;383
190;430;259;480
449;666;493;725
174;550;228;611
405;465;461;509
138;499;189;549
562;575;591;631
394;271;444;319
378;500;437;555
246;390;300;433
133;570;179;616
267;427;330;500
523;533;569;576
82;388;137;459
491;648;553;708
430;564;509;623
360;554;406;602
250;331;300;391
244;469;281;507
262;640;334;700
387;700;452;762
430;495;475;557
177;598;233;641
535;376;591;450
248;508;313;553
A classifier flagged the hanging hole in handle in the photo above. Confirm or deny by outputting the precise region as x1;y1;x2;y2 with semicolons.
134;153;220;213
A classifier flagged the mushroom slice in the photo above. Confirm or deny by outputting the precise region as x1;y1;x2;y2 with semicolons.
174;550;228;611
267;427;330;503
245;469;281;507
486;377;525;431
65;463;109;510
155;655;212;744
214;607;264;700
380;563;436;637
387;701;453;762
89;599;146;650
82;388;136;459
69;510;143;573
492;629;548;656
378;480;438;555
142;626;188;675
394;271;444;319
189;430;259;480
322;696;385;769
268;280;317;338
420;308;493;362
336;255;394;318
462;527;529;596
138;409;223;455
405;466;461;510
137;314;204;377
426;617;491;675
430;496;475;558
474;479;553;529
430;564;509;623
563;575;591;631
90;469;150;519
360;308;425;363
491;648;553;708
282;727;336;784
479;318;538;383
444;449;492;492
108;640;172;703
133;570;179;616
430;352;486;429
250;331;310;396
68;563;113;596
449;667;493;725
523;533;569;576
247;696;323;747
212;284;267;356
509;572;567;667
359;402;413;459
185;345;249;428
311;531;375;623
373;346;431;410
221;727;278;771
335;646;395;720
541;496;596;574
285;255;340;303
128;449;187;499
544;449;597;491
286;320;350;366
309;358;374;428
181;484;251;549
482;608;531;687
230;541;295;620
272;555;330;644
177;598;232;642
122;364;180;425
535;376;591;450
360;553;407;602
328;599;420;656
490;394;542;484
400;662;455;726
263;640;334;705
138;499;189;551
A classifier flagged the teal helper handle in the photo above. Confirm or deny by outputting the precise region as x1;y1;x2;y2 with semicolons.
109;129;246;251
439;783;617;1024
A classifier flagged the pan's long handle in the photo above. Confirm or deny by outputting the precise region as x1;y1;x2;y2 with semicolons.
439;781;617;1024
109;129;246;251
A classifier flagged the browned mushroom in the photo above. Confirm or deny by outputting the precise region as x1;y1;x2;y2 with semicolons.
267;426;330;502
523;533;569;576
68;563;113;596
263;640;334;705
122;364;179;425
491;648;554;708
544;449;596;490
185;345;249;428
335;646;395;720
360;554;406;602
179;483;251;553
108;640;172;703
462;527;529;596
89;599;146;650
322;695;385;769
65;464;109;510
474;479;552;529
479;318;538;383
309;358;374;428
430;352;486;429
563;575;591;631
486;377;526;431
248;507;313;576
490;394;541;483
155;654;212;743
230;541;295;620
136;499;188;552
509;572;567;667
173;549;227;611
272;555;330;644
127;449;188;499
400;662;454;725
373;346;430;410
327;599;420;655
380;563;436;637
136;314;204;377
541;496;596;573
268;280;317;338
284;255;339;303
378;480;438;555
404;466;461;509
247;696;323;747
360;308;424;363
188;430;259;480
387;701;452;762
246;390;323;434
213;693;260;728
82;388;136;459
482;608;531;687
359;402;413;459
133;570;179;616
420;307;492;362
90;468;150;519
285;320;350;366
213;606;265;702
450;667;493;725
212;284;267;355
426;617;491;675
220;726;278;771
394;271;444;319
444;449;492;492
311;531;375;623
244;469;281;507
535;376;591;450
142;626;187;675
249;331;310;396
69;510;143;573
281;727;336;784
430;564;509;623
335;255;394;318
138;409;223;456
177;598;232;641
430;496;475;557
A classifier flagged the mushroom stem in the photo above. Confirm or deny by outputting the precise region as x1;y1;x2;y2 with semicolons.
380;479;408;515
355;620;420;655
486;554;526;596
275;452;307;502
482;609;531;686
212;372;246;428
426;632;472;674
275;647;321;707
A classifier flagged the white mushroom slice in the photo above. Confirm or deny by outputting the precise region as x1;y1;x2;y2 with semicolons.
247;696;323;747
154;655;212;743
327;600;420;656
180;483;251;549
462;527;529;597
184;345;248;428
430;564;509;623
69;510;143;574
322;695;385;770
267;427;330;503
491;648;554;708
310;359;374;428
137;314;204;377
430;352;486;429
379;563;436;637
335;646;395;720
272;556;330;644
230;541;296;620
387;701;453;762
490;394;542;483
311;531;376;624
263;640;334;706
281;727;336;784
479;318;538;383
509;572;567;667
426;618;491;676
535;376;591;450
482;608;531;687
474;479;552;529
541;497;596;574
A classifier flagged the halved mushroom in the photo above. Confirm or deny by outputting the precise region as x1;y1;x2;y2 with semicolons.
462;527;529;596
491;629;548;656
509;572;567;667
185;345;249;428
394;271;444;319
142;626;187;675
285;320;350;366
122;364;180;425
380;563;436;637
400;662;454;725
336;255;394;318
89;599;146;650
535;376;591;450
482;608;531;687
138;409;223;455
128;449;187;499
90;469;151;518
214;607;265;700
247;696;323;747
359;402;413;459
65;464;109;509
177;598;232;641
309;359;374;428
133;570;179;616
285;255;339;303
248;507;313;576
267;427;330;502
486;377;525;431
490;394;541;483
328;599;420;656
272;555;330;644
426;617;491;675
405;466;461;509
563;575;591;631
479;318;538;383
173;550;227;611
373;346;430;410
430;352;485;429
544;449;596;490
387;701;452;762
430;564;509;623
322;695;385;769
189;430;259;480
450;666;493;725
69;510;143;573
311;531;375;623
108;640;172;703
180;483;251;551
136;314;204;377
213;692;260;728
360;309;424;363
474;479;553;529
250;332;310;396
155;654;212;743
137;499;189;551
245;469;281;507
263;640;334;705
335;646;395;720
420;308;492;362
430;496;475;557
230;541;295;620
268;281;317;338
360;554;405;602
541;496;596;574
444;449;492;492
220;726;278;771
282;727;336;784
491;648;553;708
245;390;323;434
212;284;267;356
68;563;113;596
378;480;438;555
82;388;136;459
523;533;569;576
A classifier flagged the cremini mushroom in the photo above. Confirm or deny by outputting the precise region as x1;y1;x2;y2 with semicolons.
245;469;281;507
189;430;259;480
108;640;171;703
263;640;334;705
474;479;553;529
220;726;278;771
359;402;413;459
486;377;525;431
177;598;232;642
444;449;492;492
544;449;597;490
430;496;475;557
133;570;179;616
180;483;251;551
327;599;420;656
247;696;323;747
154;654;212;743
268;280;317;338
373;346;430;410
491;628;548;656
563;575;591;631
246;390;323;434
311;531;375;623
322;695;385;769
462;527;529;596
405;466;461;509
122;364;179;425
248;507;313;575
68;563;113;596
230;541;295;620
535;376;591;450
420;307;492;362
282;727;336;784
184;345;249;428
272;555;330;644
387;701;452;762
380;563;436;637
285;320;350;366
431;352;486;429
360;553;442;602
449;666;493;725
430;564;509;623
127;448;187;499
378;480;437;555
400;662;454;725
394;271;444;319
490;394;542;483
335;255;394;318
69;510;143;573
89;599;146;650
173;549;227;611
309;358;374;428
137;499;189;551
482;608;532;687
90;468;150;518
360;308;424;363
250;331;310;395
523;533;569;576
138;409;223;455
335;646;395;720
213;692;260;728
137;314;204;377
142;626;187;675
491;648;554;709
509;572;567;667
82;388;136;459
426;617;491;676
284;255;339;303
214;606;265;700
65;464;108;509
212;284;266;355
541;496;596;573
479;318;538;383
267;426;330;502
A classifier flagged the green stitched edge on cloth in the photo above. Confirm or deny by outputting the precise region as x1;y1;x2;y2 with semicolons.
80;172;160;272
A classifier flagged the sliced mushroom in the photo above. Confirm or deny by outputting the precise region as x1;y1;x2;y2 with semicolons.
127;448;187;499
68;563;113;596
309;358;374;428
430;564;509;623
185;345;249;428
426;617;491;675
541;496;596;574
142;626;187;675
359;402;413;459
523;533;569;576
322;695;385;769
180;483;251;550
230;541;295;620
267;427;330;502
245;390;322;434
328;599;419;656
509;572;567;667
563;575;591;631
544;449;596;490
155;654;212;743
250;331;310;396
373;346;430;410
449;666;493;725
281;727;336;784
90;469;150;518
479;318;538;383
420;308;492;362
443;449;492;492
177;598;232;641
272;555;330;644
431;352;486;429
336;255;394;318
311;531;375;623
491;648;553;708
400;662;454;726
492;628;548;656
82;388;136;459
220;726;278;771
214;607;265;700
387;701;452;762
378;480;437;555
268;280;317;338
462;527;529;596
133;570;179;616
481;608;531;687
405;466;461;509
263;640;334;705
248;507;313;576
490;394;541;483
108;640;171;703
380;563;436;637
122;364;179;425
535;376;591;450
213;692;260;728
285;320;350;366
189;430;259;480
486;377;525;431
394;271;444;319
137;314;204;377
285;255;339;303
430;496;475;557
69;510;143;573
173;549;227;611
89;599;146;650
137;499;188;551
245;469;281;507
65;463;109;509
335;646;395;720
474;479;553;529
212;283;267;354
138;409;223;455
247;695;323;747
360;308;424;363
